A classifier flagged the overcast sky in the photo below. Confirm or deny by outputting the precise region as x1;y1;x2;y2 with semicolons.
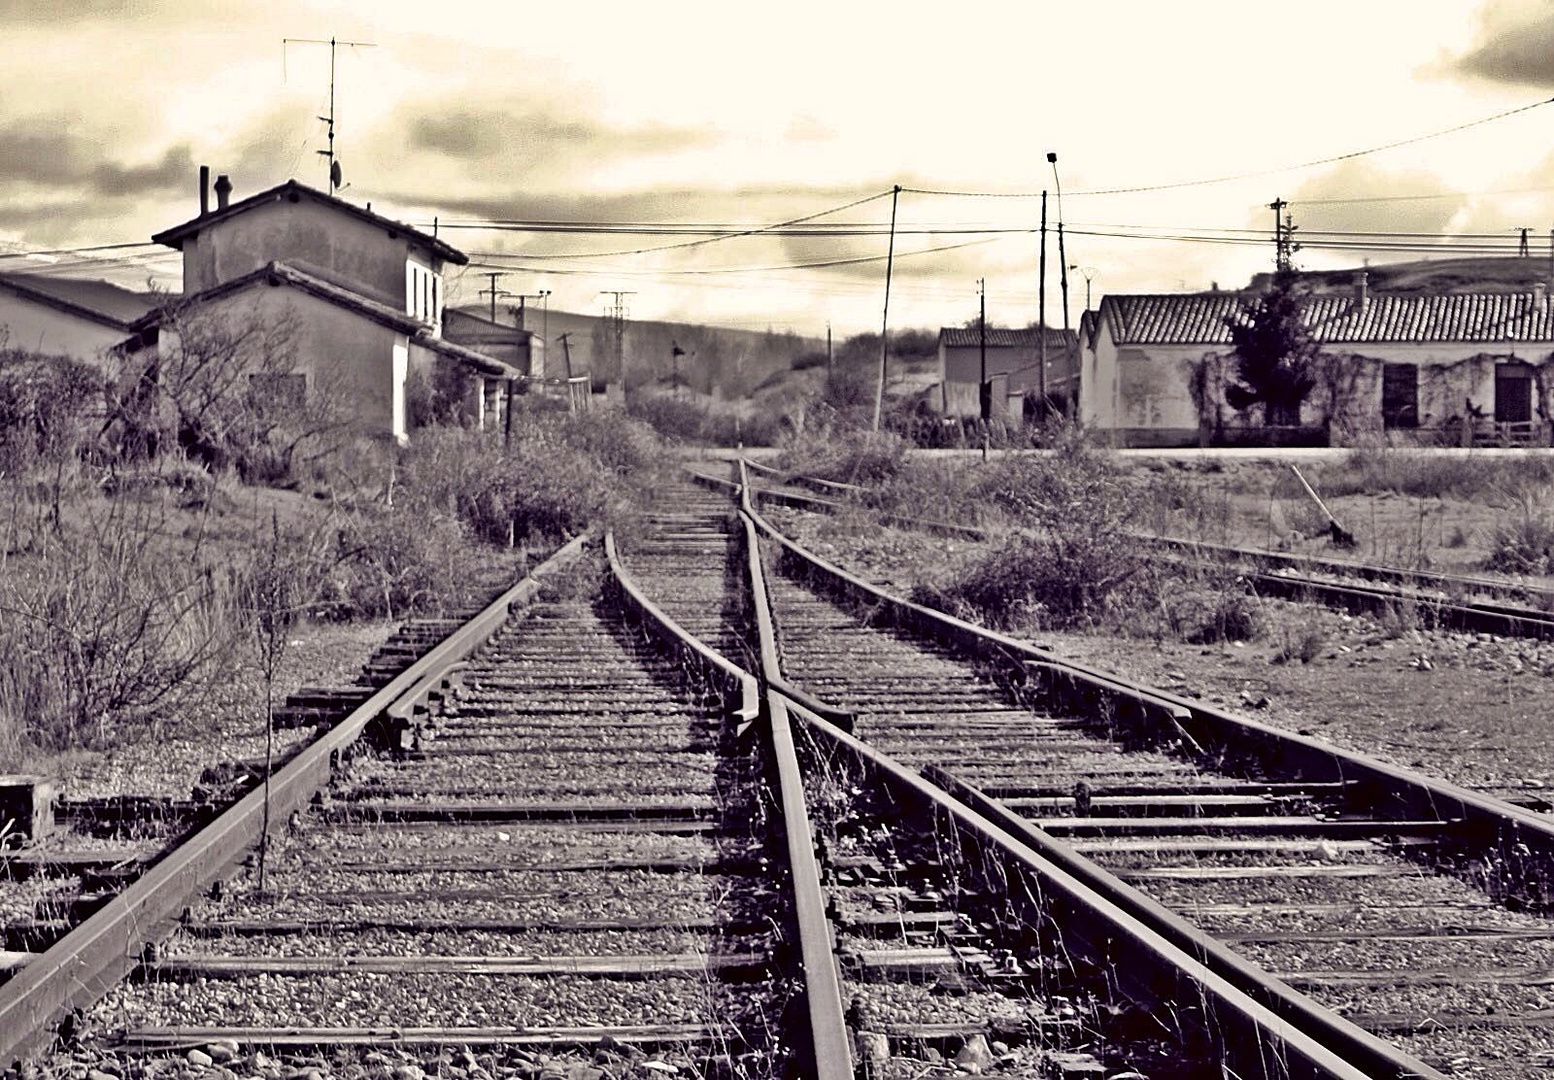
3;0;1554;336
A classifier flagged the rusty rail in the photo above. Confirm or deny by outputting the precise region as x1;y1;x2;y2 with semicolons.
0;534;592;1067
742;495;1554;906
736;460;853;1080
777;696;1409;1080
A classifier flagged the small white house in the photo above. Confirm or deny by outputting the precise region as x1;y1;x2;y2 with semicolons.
134;174;516;442
1081;281;1554;446
0;273;153;361
936;326;1078;419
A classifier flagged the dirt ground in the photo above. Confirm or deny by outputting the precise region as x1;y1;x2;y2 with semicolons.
1129;455;1554;590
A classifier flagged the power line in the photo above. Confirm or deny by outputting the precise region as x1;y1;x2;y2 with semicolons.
902;96;1554;200
436;189;898;261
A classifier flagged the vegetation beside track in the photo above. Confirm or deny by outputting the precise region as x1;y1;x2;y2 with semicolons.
0;349;669;760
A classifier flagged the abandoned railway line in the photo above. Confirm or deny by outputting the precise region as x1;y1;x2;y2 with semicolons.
738;463;1554;642
6;466;1554;1076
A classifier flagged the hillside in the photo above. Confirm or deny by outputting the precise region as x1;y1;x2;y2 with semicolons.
1249;256;1554;295
454;304;824;397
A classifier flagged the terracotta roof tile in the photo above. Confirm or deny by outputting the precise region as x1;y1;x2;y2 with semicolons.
1099;292;1554;346
939;326;1076;349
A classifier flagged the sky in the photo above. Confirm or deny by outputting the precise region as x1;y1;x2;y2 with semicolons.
3;0;1554;338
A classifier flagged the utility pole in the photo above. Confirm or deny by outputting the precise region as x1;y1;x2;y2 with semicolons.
1268;197;1300;272
282;36;376;191
978;279;988;422
480;272;509;323
873;184;901;432
826;322;833;372
671;341;687;396
509;293;546;331
1038;189;1048;411
1048;152;1071;344
599;291;634;396
556;333;574;380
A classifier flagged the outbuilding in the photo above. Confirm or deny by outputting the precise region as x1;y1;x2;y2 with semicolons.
935;326;1078;420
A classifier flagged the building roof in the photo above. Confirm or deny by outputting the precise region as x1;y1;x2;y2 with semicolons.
1099;291;1554;346
0;272;156;329
938;326;1077;349
151;180;468;267
128;261;515;378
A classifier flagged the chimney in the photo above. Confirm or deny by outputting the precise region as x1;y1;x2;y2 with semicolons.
1354;270;1369;312
214;174;232;211
198;165;209;217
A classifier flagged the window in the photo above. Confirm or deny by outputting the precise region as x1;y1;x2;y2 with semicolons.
1381;363;1417;429
405;262;442;328
249;373;307;412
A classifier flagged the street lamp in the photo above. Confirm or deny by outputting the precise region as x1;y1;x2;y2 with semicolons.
1069;265;1098;313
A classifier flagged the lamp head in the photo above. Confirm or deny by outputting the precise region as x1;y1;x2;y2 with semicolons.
1046;152;1057;164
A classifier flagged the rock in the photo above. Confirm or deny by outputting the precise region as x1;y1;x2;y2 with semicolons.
87;1070;120;1080
564;1067;601;1080
855;1032;889;1071
955;1034;994;1072
394;1067;425;1080
207;1043;238;1065
186;1051;213;1069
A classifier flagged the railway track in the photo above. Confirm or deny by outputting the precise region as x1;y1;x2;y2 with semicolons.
11;460;1554;1078
738;463;1554;641
736;469;1554;1078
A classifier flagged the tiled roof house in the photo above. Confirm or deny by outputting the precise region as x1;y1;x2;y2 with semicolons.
935;326;1078;419
133;173;518;442
1080;280;1554;446
0;272;155;360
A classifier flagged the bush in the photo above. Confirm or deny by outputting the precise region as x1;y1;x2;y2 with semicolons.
1484;510;1554;575
0;494;244;750
0;350;102;474
320;505;478;621
777;429;906;485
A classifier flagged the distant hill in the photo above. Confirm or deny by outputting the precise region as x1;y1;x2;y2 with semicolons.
1248;257;1554;296
454;304;823;396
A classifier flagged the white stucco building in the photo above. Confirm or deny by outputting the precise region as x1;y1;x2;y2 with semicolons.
134;174;516;442
935;326;1079;419
0;273;153;362
1080;281;1554;447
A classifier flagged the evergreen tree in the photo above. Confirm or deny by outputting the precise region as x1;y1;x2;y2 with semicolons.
1224;269;1320;426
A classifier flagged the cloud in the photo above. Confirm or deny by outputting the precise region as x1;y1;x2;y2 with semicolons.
1284;159;1466;239
1448;1;1554;88
0;120;193;198
0;0;229;27
403;99;719;176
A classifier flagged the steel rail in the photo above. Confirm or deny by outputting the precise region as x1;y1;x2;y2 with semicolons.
742;469;1553;634
607;508;853;1079
775;695;1401;1080
601;531;758;724
1142;533;1553;607
1236;563;1554;639
740;468;988;541
739;493;1445;1076
0;534;592;1067
923;765;1444;1080
735;462;853;1080
742;498;1554;906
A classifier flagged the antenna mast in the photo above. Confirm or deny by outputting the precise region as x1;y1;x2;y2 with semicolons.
282;35;377;190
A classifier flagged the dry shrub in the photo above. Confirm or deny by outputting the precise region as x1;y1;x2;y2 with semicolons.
1318;448;1554;501
0;494;246;751
1483;487;1554;576
777;428;906;485
0;350;102;475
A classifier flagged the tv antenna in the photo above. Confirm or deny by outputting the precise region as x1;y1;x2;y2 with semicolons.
283;36;376;191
